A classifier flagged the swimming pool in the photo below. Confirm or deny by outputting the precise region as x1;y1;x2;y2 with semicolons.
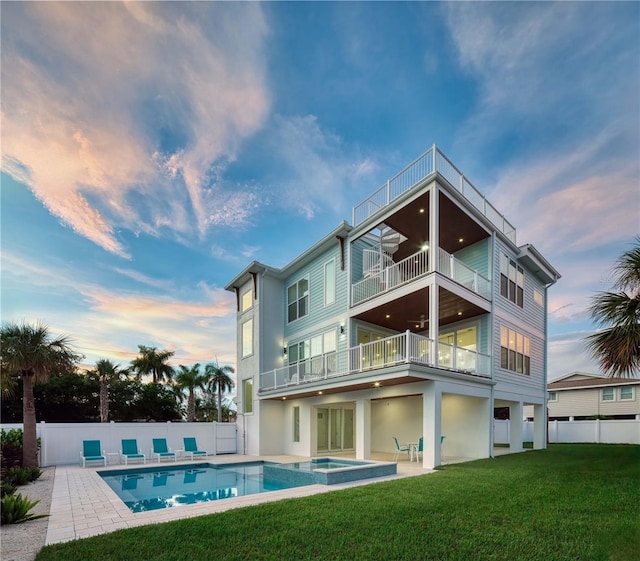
99;458;397;513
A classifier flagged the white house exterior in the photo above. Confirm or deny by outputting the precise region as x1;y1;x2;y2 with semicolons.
225;145;560;468
547;372;640;420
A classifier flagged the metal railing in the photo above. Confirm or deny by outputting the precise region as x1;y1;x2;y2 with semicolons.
352;145;517;243
259;331;491;391
352;247;490;306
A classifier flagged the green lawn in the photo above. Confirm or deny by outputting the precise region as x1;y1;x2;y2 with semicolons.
37;444;639;561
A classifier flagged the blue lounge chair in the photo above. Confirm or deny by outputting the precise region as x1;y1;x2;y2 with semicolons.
392;437;411;461
413;437;424;462
81;440;106;468
183;437;207;460
120;439;146;465
152;438;176;462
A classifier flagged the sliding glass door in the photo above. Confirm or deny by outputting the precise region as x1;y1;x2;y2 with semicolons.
317;407;354;452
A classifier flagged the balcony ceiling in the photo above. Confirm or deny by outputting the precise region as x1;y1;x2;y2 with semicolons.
383;191;489;258
353;286;488;333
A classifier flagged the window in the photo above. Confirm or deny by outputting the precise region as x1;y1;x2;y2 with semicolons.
287;278;309;323
242;318;253;358
243;379;253;413
324;260;336;306
293;406;300;442
533;288;544;307
620;386;634;400
241;289;253;312
500;326;531;375
288;328;338;378
500;253;524;307
548;391;557;402
601;387;614;401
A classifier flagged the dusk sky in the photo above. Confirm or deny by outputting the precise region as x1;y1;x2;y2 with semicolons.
1;2;638;387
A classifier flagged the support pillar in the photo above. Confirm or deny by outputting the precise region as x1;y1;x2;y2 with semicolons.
509;402;523;452
422;383;442;468
356;399;371;460
533;404;545;449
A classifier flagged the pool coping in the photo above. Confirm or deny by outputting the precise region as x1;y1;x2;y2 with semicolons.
45;454;431;545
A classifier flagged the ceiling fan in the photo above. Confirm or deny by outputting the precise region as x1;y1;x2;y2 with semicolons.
408;314;428;329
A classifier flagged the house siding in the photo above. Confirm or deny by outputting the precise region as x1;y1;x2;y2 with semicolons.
549;385;640;418
453;237;491;280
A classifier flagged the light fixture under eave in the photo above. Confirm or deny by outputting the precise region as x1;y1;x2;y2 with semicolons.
318;391;323;395
458;237;464;243
374;382;381;388
457;311;463;316
419;208;425;214
282;397;287;400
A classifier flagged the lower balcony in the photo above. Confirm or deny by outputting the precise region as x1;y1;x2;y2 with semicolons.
259;331;491;392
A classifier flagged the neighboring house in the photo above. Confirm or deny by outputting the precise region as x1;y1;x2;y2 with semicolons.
225;145;560;468
547;372;640;421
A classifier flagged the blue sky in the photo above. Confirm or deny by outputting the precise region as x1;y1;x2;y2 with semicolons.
1;2;638;384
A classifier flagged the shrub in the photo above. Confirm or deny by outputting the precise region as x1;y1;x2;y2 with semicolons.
1;482;16;498
4;466;42;487
1;429;24;470
0;493;47;525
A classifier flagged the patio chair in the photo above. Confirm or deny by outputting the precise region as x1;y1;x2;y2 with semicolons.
120;439;146;465
392;437;411;461
152;438;176;462
81;440;106;468
183;437;207;460
413;437;424;463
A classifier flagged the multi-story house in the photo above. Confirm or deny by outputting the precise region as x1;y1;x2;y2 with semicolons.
547;372;640;420
225;145;560;468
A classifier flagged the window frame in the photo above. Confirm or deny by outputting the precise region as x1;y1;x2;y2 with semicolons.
324;259;336;307
241;288;253;313
242;318;253;358
499;325;531;375
243;378;253;414
619;386;634;401
533;288;544;307
601;387;615;402
500;253;524;308
287;276;310;323
548;391;557;402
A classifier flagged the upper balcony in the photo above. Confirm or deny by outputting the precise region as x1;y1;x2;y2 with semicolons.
352;246;491;307
352;145;516;244
259;331;491;393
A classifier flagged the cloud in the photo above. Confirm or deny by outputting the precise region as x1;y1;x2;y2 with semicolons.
1;2;270;257
267;114;380;218
1;250;238;369
548;332;602;380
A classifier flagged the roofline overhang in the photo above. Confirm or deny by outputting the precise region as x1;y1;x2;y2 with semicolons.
517;243;561;286
224;221;352;291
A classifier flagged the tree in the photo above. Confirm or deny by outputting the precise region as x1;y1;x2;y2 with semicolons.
130;345;175;383
174;363;208;422
91;359;127;423
586;237;640;378
205;361;235;422
0;322;81;467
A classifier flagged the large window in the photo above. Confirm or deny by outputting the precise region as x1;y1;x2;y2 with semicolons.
243;379;253;413
287;278;309;323
241;289;253;313
602;387;615;401
500;326;530;375
533;288;544;307
324;260;336;306
242;318;253;358
620;386;634;400
288;329;337;379
500;253;524;307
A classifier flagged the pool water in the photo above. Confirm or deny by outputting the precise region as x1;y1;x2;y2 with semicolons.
99;458;397;513
99;462;306;513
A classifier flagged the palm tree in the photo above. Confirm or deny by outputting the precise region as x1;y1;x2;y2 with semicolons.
174;363;208;422
92;359;127;423
205;361;235;422
0;322;80;467
130;345;175;384
586;237;640;378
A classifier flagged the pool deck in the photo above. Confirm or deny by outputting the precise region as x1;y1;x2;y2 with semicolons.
45;453;436;545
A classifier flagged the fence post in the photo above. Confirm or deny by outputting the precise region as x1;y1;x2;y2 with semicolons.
595;418;601;444
40;421;46;468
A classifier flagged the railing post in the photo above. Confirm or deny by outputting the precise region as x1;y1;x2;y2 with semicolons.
405;330;411;363
450;253;455;280
432;144;437;173
359;344;364;372
473;271;478;293
386;179;390;205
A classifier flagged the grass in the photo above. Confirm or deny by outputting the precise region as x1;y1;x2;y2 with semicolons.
36;444;639;561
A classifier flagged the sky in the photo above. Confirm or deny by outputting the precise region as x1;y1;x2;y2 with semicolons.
1;1;639;388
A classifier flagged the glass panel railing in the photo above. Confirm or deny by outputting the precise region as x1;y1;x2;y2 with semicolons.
259;332;491;391
352;145;516;244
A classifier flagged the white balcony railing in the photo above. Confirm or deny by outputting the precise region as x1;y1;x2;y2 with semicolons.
259;332;491;392
352;145;516;244
351;247;490;306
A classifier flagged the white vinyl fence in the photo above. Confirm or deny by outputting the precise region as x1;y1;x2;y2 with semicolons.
1;422;237;467
493;419;640;445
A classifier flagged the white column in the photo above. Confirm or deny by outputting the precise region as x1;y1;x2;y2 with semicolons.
422;383;442;469
533;404;545;449
509;402;523;452
356;399;371;459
